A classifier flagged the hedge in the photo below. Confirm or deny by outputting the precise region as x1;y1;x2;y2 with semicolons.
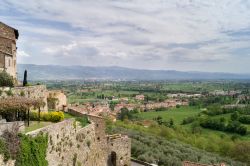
30;111;64;122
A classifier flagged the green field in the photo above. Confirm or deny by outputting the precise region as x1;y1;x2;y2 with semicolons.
135;106;250;140
135;106;201;125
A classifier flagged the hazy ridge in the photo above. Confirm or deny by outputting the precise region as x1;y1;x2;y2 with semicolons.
17;64;250;81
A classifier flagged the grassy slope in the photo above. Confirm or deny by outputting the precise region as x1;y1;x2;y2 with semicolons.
135;106;250;140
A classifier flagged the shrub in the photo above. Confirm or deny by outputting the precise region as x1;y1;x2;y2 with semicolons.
182;116;196;125
50;111;64;122
86;140;91;147
75;116;89;127
231;111;239;121
20;91;25;96
0;71;14;87
30;111;64;122
5;89;13;96
200;118;247;135
231;142;250;163
238;115;250;124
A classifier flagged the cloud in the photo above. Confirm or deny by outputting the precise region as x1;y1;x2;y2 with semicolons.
0;0;250;73
17;50;30;57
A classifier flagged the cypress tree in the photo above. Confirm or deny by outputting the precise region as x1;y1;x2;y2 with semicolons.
23;70;28;86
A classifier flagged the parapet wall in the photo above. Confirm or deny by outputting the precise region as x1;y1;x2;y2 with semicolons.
27;119;107;166
0;121;24;136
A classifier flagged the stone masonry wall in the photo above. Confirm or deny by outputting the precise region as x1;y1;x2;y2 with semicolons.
0;85;48;111
66;107;131;166
0;22;17;79
47;90;67;111
0;121;24;136
27;119;107;166
107;135;131;166
0;155;15;166
12;85;48;111
0;22;16;41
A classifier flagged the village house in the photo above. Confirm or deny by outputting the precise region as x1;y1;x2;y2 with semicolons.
167;93;202;98
0;22;19;81
47;90;67;111
135;94;145;101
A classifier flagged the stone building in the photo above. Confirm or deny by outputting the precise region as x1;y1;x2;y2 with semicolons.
47;90;67;111
0;22;19;80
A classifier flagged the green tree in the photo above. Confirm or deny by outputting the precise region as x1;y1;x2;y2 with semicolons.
231;111;239;121
0;71;14;87
23;70;28;86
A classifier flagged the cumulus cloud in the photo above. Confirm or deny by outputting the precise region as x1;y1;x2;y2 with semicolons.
0;0;250;73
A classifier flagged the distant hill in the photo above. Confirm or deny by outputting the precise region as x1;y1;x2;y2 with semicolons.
17;64;250;81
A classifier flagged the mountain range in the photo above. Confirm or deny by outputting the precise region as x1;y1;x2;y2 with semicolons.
17;64;250;81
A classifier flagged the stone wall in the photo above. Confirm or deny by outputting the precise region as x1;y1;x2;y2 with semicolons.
66;107;131;166
107;135;131;166
0;121;24;136
0;85;48;111
0;22;17;41
0;155;15;166
0;116;131;166
12;85;48;111
0;22;18;79
27;119;107;166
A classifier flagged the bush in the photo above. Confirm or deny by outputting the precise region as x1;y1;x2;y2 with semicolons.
231;142;250;164
30;111;64;122
200;118;247;135
0;71;14;87
182;116;196;125
75;116;89;127
50;111;64;122
238;115;250;124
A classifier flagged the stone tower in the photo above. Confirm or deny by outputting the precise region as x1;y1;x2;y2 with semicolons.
0;21;19;80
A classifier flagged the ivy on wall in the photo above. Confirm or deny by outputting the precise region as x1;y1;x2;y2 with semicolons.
0;138;10;162
15;133;48;166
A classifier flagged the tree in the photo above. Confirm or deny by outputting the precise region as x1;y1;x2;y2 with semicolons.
23;70;28;86
0;71;14;87
231;111;239;121
169;118;174;127
119;107;131;121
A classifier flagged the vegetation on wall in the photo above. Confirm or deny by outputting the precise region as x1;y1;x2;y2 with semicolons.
0;138;10;162
75;116;89;127
16;133;48;166
0;71;14;87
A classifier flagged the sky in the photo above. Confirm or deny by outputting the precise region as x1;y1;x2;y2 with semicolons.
1;0;250;73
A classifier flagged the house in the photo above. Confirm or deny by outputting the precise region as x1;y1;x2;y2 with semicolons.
47;90;67;111
135;94;145;101
0;22;19;81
